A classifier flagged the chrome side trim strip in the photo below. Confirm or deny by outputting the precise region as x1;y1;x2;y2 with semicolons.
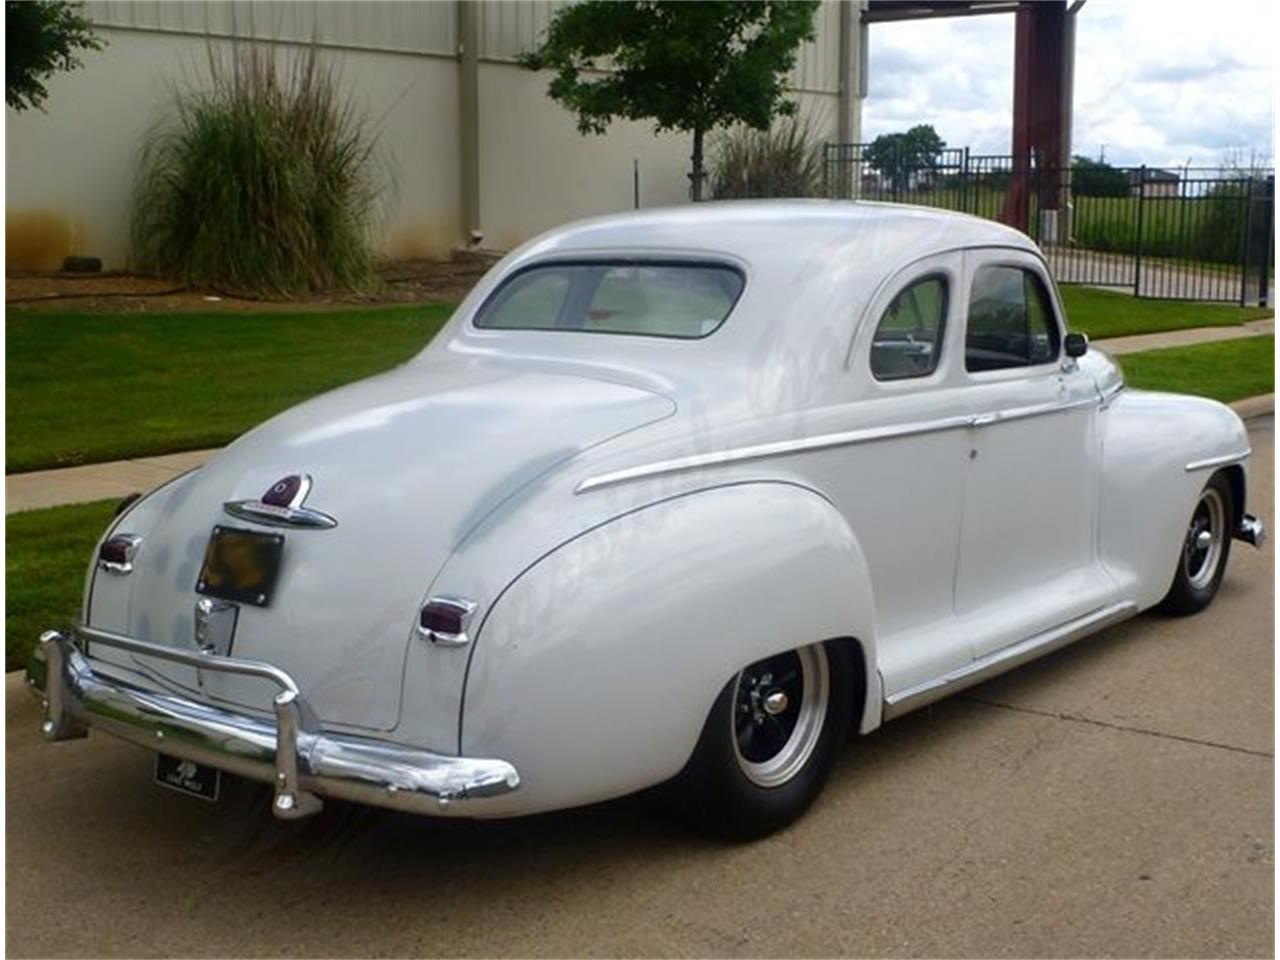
576;413;976;493
881;601;1138;722
1185;449;1251;472
577;395;1099;494
1099;380;1124;409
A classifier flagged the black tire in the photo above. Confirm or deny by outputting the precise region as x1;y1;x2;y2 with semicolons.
1158;471;1234;616
672;639;854;841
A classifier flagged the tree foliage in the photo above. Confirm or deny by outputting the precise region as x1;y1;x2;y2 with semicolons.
5;0;103;112
1071;155;1129;198
863;124;945;192
520;0;819;200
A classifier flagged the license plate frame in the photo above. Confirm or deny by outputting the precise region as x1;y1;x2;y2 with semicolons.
195;524;284;608
154;753;222;803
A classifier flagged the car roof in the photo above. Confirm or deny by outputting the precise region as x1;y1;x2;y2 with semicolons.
518;199;1039;268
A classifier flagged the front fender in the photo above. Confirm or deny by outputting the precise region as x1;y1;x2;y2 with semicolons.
460;481;878;816
1100;388;1251;608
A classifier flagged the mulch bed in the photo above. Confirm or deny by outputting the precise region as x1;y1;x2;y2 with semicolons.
5;255;496;313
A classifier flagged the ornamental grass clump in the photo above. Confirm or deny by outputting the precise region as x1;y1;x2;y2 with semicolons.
132;43;384;295
709;115;825;201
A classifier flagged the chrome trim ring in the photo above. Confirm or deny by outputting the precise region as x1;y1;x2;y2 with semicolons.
1184;487;1226;590
731;643;829;788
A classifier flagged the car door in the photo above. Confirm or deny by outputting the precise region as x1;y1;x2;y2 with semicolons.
955;249;1116;659
827;252;974;695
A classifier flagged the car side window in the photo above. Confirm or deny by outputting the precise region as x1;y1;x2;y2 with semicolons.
870;276;947;381
965;265;1061;372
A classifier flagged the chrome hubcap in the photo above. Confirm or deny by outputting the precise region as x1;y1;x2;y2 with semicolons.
763;691;788;715
731;644;829;788
1184;487;1225;590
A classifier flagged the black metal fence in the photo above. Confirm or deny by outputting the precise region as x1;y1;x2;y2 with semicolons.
822;144;1274;306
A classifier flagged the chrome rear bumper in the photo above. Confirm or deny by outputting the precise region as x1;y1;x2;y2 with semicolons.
27;627;520;820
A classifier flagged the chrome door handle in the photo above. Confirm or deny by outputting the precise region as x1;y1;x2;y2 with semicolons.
968;412;1002;428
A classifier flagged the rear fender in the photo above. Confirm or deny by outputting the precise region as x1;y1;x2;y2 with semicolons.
460;481;878;816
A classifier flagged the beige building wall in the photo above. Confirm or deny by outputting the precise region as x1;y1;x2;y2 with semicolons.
5;0;863;272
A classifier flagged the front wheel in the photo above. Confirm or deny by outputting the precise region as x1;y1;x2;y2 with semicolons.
1159;472;1234;616
673;640;854;840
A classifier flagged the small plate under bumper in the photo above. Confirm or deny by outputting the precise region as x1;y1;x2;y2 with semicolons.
27;628;520;820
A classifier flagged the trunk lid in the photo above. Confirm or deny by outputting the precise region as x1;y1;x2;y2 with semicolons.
114;359;674;731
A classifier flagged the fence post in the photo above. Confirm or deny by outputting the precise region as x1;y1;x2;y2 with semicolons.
1133;165;1146;298
1260;176;1275;307
1239;176;1254;307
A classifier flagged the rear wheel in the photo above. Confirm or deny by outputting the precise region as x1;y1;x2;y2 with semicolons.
674;640;853;840
1159;472;1233;616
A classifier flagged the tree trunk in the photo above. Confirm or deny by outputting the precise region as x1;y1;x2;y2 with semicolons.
689;127;705;202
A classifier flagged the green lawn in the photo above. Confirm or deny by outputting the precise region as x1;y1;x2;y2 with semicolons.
1059;286;1272;339
6;333;1273;673
4;292;1273;474
1120;335;1275;404
6;303;453;473
6;499;117;672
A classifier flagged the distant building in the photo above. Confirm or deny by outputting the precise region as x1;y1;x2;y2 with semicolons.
6;0;866;272
1130;168;1181;198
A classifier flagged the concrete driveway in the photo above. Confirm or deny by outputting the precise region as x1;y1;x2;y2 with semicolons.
6;419;1273;959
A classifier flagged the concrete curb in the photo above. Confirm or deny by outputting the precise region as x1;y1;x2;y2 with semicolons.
1230;393;1275;421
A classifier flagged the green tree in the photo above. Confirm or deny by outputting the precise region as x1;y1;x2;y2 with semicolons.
6;0;103;112
863;124;945;193
1071;155;1129;198
520;0;819;201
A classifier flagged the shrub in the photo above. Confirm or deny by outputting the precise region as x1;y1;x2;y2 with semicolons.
132;42;384;295
709;115;824;200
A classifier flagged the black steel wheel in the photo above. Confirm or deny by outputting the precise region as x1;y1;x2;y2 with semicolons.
672;640;855;841
1159;471;1234;616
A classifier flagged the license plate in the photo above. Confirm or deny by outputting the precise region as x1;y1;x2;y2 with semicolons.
155;753;221;802
196;525;284;607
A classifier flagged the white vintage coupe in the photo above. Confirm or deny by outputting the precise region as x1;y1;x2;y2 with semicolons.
30;202;1264;838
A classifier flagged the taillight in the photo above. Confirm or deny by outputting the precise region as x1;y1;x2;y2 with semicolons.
417;596;478;646
98;534;142;574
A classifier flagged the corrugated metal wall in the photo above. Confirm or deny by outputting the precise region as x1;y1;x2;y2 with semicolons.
84;0;843;93
9;1;858;269
85;1;459;56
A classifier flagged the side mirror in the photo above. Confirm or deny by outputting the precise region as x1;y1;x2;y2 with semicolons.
1064;332;1089;358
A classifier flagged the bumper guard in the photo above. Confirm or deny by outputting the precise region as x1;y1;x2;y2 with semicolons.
27;627;519;820
1236;513;1266;548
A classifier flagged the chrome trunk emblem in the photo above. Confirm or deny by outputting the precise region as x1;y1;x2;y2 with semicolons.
223;473;337;529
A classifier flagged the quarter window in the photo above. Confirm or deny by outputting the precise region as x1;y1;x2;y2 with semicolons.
870;276;947;381
965;266;1061;372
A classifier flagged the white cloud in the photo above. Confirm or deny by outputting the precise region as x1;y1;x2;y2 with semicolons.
862;0;1276;169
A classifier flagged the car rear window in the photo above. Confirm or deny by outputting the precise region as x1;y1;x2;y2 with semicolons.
474;262;745;339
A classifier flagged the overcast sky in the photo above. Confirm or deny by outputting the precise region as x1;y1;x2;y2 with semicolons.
861;0;1276;170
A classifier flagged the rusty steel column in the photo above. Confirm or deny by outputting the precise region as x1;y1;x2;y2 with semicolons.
1003;0;1067;235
